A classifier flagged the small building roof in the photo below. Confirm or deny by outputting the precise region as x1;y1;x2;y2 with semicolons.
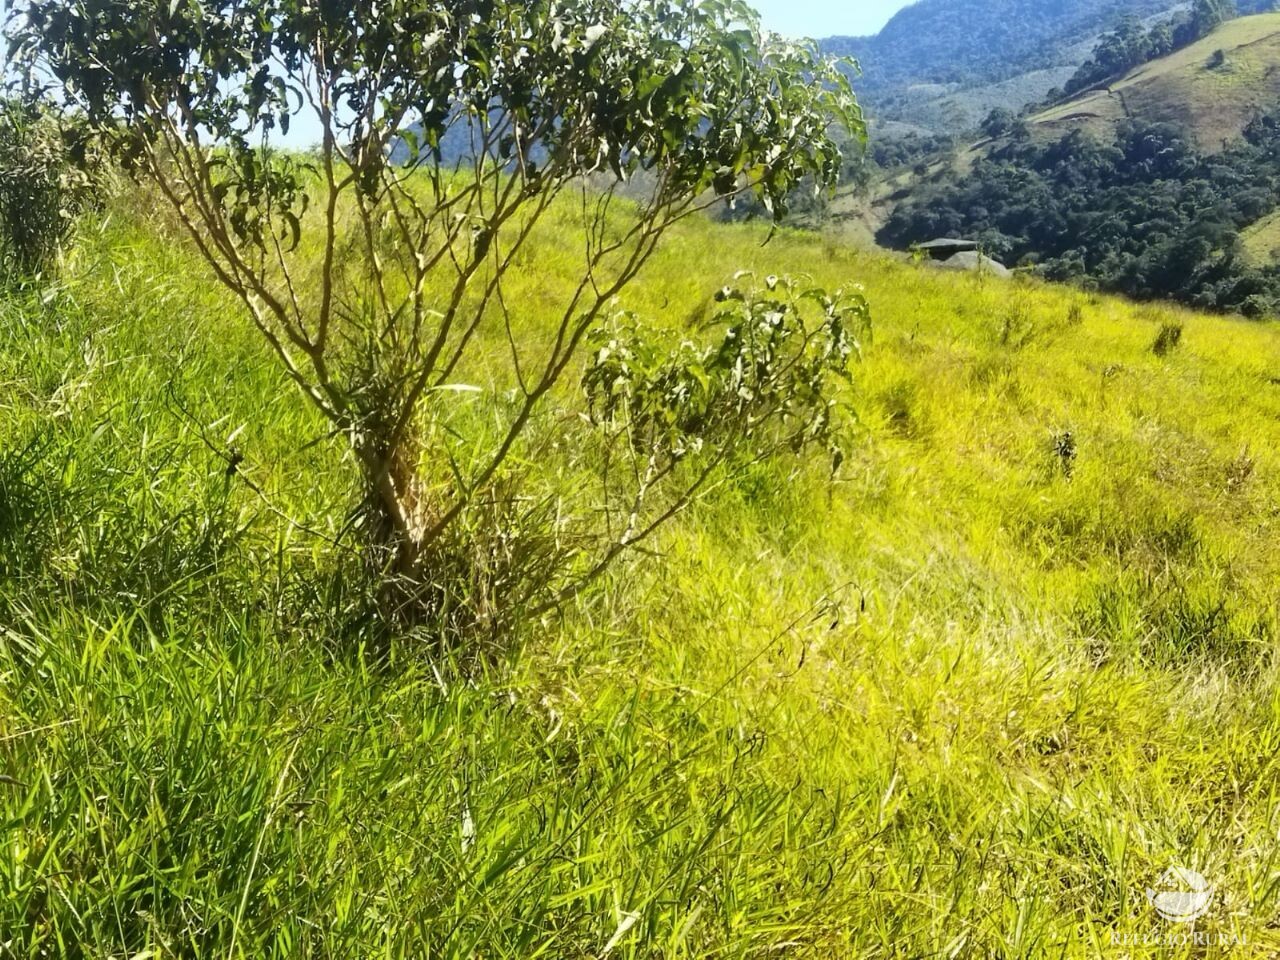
913;238;979;254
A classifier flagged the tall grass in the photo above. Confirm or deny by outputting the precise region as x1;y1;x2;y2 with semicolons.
1;194;1280;955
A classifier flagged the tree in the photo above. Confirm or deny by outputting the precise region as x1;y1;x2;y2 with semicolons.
980;108;1018;140
1146;21;1175;59
1175;0;1237;46
9;0;865;632
1094;17;1150;76
1065;16;1165;94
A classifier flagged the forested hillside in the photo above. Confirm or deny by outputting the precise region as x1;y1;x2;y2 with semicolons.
1031;9;1280;149
875;13;1280;318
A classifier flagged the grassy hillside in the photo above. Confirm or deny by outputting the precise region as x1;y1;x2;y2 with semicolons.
5;193;1280;956
1032;13;1280;150
881;65;1080;137
1244;208;1280;264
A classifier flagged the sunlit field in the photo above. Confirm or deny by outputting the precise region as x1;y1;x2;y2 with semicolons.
3;187;1280;956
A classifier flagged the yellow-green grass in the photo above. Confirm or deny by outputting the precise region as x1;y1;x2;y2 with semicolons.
3;190;1280;956
1031;13;1280;150
1243;208;1280;265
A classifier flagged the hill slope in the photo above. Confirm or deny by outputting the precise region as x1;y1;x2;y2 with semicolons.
1244;208;1280;262
5;193;1280;952
1031;11;1280;150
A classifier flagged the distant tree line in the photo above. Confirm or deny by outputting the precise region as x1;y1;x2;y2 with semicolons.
869;133;958;172
879;117;1280;317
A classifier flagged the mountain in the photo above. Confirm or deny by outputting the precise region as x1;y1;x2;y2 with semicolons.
823;0;1185;134
870;13;1280;317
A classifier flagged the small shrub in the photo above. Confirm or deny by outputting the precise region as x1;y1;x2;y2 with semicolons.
1052;430;1077;479
1240;294;1275;320
1151;322;1183;357
1077;571;1271;671
877;380;928;440
998;301;1037;349
16;0;863;641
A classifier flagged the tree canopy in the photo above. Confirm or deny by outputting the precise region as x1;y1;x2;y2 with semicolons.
880;119;1280;317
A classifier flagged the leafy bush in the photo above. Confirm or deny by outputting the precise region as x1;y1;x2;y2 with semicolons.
586;277;864;460
1052;430;1078;479
1063;1;1267;96
0;98;90;280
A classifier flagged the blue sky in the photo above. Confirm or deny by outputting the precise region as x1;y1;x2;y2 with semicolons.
750;0;915;38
